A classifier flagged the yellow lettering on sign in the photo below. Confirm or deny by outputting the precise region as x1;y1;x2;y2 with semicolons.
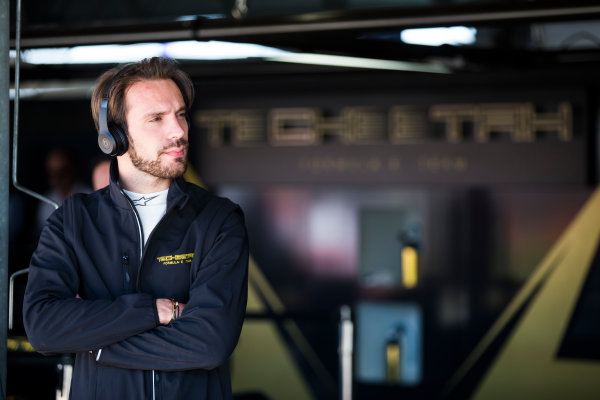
197;102;574;147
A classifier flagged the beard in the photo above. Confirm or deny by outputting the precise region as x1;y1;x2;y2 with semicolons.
128;137;189;179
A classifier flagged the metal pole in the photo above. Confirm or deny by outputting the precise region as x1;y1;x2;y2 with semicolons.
339;305;353;400
0;0;10;397
12;0;58;209
9;268;28;331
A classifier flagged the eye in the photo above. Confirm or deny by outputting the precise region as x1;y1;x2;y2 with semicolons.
149;116;162;122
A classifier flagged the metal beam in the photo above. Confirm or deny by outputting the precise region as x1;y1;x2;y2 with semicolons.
0;0;9;397
10;1;600;48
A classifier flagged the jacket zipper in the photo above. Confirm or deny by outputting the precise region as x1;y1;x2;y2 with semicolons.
120;189;157;399
135;201;180;290
120;190;144;261
143;211;173;400
120;188;183;400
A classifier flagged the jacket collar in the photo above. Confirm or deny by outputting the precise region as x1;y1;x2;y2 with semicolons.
108;158;189;211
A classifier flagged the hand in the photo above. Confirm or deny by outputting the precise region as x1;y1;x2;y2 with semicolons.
156;298;187;325
156;298;173;325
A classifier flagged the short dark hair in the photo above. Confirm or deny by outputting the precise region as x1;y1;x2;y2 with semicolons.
91;57;194;132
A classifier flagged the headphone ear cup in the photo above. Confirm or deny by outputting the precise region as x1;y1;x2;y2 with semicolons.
98;131;117;156
109;123;129;156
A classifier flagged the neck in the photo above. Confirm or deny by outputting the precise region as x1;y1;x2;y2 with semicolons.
116;156;172;194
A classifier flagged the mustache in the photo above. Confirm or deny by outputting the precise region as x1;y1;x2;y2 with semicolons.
161;139;189;152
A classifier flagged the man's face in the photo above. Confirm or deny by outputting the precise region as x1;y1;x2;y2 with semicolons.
124;79;189;180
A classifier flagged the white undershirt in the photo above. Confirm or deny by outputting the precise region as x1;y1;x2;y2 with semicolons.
123;188;168;246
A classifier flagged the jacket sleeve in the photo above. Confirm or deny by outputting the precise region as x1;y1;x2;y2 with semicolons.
23;206;160;355
96;207;249;371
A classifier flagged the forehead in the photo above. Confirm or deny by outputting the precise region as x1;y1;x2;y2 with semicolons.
124;79;185;114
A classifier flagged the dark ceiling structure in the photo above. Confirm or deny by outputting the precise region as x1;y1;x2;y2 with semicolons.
8;0;600;79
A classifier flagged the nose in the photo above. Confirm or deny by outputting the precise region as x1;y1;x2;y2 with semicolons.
167;113;186;140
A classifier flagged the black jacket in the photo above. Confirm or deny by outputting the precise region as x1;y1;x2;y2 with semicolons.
23;161;249;400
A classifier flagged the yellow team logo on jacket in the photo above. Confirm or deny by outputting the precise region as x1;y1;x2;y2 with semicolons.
156;253;194;266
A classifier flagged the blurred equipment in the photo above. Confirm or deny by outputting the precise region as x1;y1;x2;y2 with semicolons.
355;302;422;386
360;209;421;289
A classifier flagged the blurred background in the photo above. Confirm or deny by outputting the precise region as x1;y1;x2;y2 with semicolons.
5;0;600;399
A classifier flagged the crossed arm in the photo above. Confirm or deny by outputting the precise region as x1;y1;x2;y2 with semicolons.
23;206;249;371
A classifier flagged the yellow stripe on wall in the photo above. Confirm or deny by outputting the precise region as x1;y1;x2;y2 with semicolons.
472;187;600;399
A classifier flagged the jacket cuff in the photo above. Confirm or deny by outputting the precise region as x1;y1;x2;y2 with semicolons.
151;297;160;326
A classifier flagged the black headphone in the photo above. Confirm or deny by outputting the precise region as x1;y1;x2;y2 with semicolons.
97;75;129;156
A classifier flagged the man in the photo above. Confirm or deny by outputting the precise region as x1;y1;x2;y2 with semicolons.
35;146;91;233
23;57;249;400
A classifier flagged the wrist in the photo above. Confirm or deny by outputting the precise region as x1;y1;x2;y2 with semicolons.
170;299;179;323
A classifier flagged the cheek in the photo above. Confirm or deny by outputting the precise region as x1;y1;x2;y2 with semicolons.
126;125;143;144
129;129;158;150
